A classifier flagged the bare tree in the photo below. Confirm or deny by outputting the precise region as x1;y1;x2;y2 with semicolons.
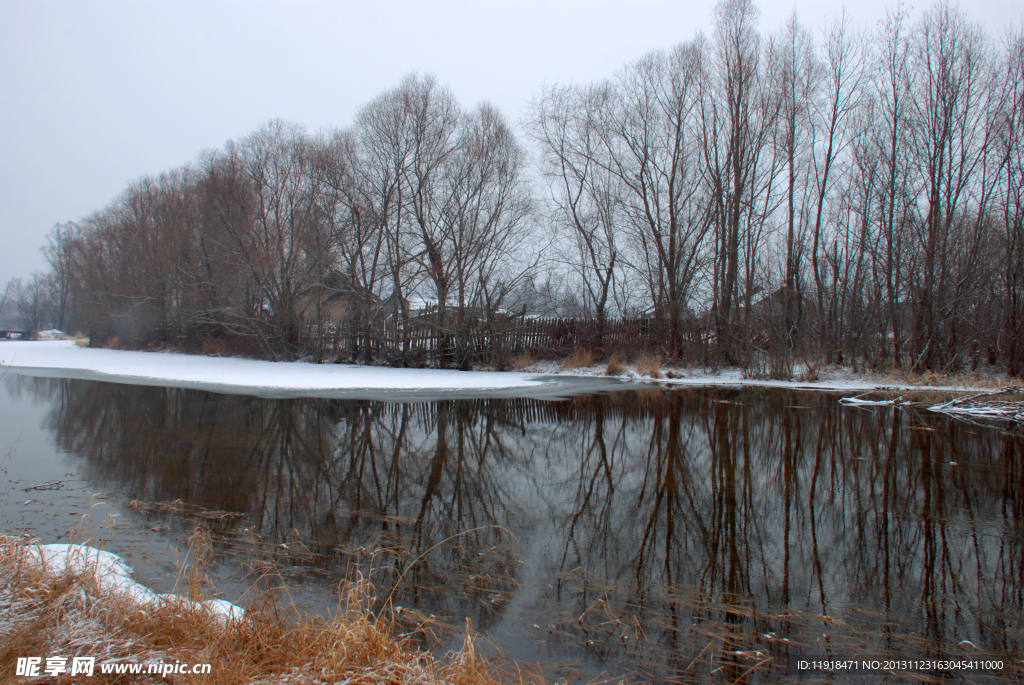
207;120;328;359
997;30;1024;375
355;74;460;363
41;223;80;331
906;3;996;371
869;5;915;367
772;13;818;350
810;16;864;357
431;103;533;366
529;83;623;324
610;42;713;358
314;128;388;361
701;0;781;363
10;273;54;332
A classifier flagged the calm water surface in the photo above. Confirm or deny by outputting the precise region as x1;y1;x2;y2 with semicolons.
3;375;1023;683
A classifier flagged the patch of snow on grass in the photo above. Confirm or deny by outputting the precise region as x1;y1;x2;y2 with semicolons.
27;543;244;621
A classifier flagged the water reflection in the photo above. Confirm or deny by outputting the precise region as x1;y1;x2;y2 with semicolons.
27;378;1024;682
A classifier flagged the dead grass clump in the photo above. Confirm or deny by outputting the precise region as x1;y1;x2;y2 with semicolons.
559;347;593;369
201;337;228;356
604;354;625;376
635;353;663;379
877;367;1023;390
0;537;180;682
510;352;533;370
0;536;523;685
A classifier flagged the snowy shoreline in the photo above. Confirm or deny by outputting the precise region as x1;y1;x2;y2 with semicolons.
20;541;244;621
0;340;1012;399
0;340;626;399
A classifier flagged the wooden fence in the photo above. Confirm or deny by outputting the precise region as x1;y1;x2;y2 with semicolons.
301;316;711;365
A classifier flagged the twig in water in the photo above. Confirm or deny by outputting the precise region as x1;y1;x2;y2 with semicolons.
730;657;772;684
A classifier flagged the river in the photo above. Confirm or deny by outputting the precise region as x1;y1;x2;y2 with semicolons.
2;374;1022;683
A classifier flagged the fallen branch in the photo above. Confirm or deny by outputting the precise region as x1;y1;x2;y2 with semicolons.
927;388;1024;424
839;393;903;406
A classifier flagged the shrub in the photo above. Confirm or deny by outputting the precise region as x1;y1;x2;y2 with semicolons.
604;354;625;375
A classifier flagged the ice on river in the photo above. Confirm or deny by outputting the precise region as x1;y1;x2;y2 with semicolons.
0;340;625;399
4;340;999;399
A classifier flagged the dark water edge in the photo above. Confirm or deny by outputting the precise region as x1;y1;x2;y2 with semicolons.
3;375;1023;684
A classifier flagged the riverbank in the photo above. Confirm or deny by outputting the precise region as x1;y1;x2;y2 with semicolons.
518;357;1022;394
2;340;1018;399
0;341;622;400
0;536;521;685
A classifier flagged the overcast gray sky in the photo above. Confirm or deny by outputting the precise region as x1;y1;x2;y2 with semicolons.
2;0;1020;285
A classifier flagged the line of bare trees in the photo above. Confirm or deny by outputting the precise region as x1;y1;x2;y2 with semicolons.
3;75;533;365
5;0;1023;376
530;0;1024;375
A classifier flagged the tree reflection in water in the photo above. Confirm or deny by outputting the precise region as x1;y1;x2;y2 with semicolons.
31;378;1024;683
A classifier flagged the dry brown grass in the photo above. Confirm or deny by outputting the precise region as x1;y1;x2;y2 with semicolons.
510;352;533;370
635;353;663;379
559;347;593;369
604;354;625;376
0;536;529;685
201;338;228;356
875;368;1023;390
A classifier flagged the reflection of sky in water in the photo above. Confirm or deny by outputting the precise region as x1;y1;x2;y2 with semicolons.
1;376;116;545
2;375;66;483
3;374;1024;684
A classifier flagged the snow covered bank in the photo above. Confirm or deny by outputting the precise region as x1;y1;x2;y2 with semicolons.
23;542;244;621
1;536;516;685
2;340;1012;398
0;341;626;399
517;358;1020;394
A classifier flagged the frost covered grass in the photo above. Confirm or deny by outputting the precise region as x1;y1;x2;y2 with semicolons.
0;536;529;685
